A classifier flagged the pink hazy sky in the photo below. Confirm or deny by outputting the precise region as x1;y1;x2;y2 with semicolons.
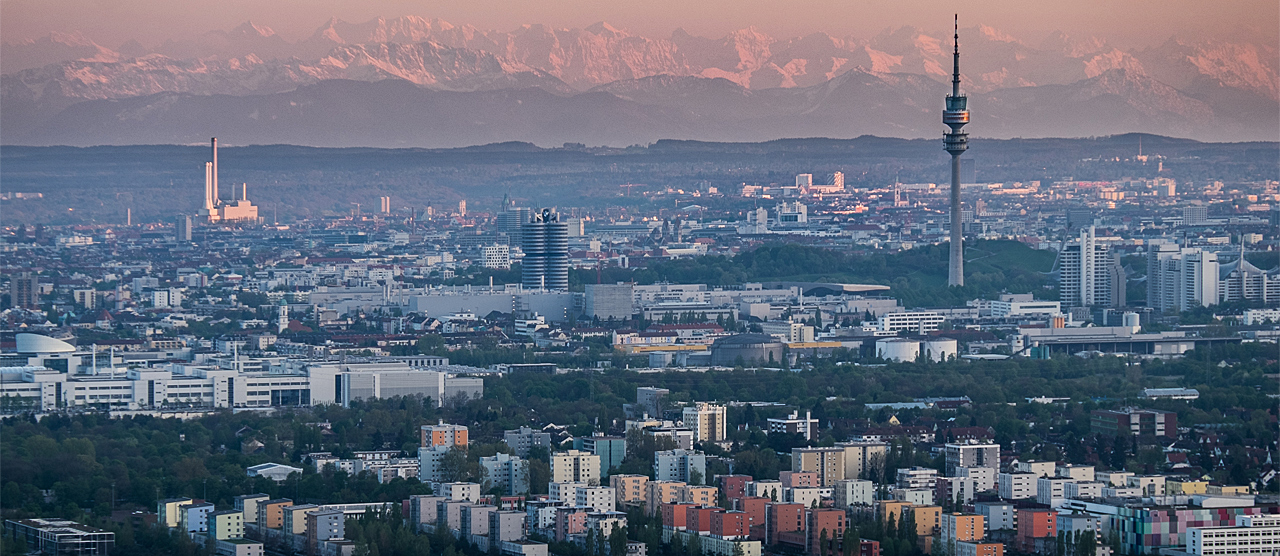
2;0;1275;47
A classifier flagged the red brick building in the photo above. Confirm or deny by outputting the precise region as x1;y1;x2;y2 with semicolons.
661;503;694;530
719;475;752;501
807;508;846;555
686;506;719;534
767;503;805;546
1016;509;1057;553
710;510;749;539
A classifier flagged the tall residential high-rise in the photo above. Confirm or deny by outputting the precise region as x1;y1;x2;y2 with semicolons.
503;426;552;458
1058;227;1122;308
631;386;669;419
653;449;706;483
176;215;193;242
943;15;971;287
11;272;39;309
681;402;727;442
522;209;569;291
1182;205;1209;226
1148;245;1220;313
495;195;532;246
479;453;530;496
944;443;1000;477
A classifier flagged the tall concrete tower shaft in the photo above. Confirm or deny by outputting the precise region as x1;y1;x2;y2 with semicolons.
943;15;970;287
211;138;219;203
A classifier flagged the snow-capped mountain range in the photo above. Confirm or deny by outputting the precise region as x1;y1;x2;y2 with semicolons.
2;16;1276;145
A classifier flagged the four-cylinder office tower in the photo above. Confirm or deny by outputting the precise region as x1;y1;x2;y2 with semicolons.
522;209;569;291
943;15;970;287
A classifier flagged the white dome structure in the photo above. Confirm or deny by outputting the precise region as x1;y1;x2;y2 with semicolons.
876;338;920;363
922;338;959;362
15;333;75;354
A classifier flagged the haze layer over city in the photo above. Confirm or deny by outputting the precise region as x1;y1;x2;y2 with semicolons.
0;2;1278;556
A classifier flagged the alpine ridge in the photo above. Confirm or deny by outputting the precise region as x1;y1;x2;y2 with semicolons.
2;16;1276;144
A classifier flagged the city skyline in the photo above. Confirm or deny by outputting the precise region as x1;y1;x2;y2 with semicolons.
1;3;1278;556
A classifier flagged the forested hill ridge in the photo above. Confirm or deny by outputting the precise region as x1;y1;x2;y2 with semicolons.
3;133;1276;225
624;241;1058;308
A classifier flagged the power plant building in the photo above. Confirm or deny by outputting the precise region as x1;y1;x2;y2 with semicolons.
198;137;260;224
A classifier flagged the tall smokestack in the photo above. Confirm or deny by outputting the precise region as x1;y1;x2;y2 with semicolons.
211;138;218;203
200;163;208;211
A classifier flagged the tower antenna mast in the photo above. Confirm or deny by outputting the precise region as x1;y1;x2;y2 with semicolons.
943;14;971;287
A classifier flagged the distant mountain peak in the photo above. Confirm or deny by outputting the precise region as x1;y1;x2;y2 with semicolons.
225;21;277;38
5;18;1276;143
584;22;628;37
977;25;1019;44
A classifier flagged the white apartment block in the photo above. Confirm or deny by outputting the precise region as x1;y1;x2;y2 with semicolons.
549;482;588;502
1126;475;1166;496
575;486;616;513
1148;245;1221;312
552;450;600;485
747;480;782;501
1058;226;1121;308
955;467;996;491
896;467;939;489
1057;465;1095;482
892;488;934;506
682;402;727;442
418;446;451;483
1189;515;1280;556
1096;471;1133;486
991;299;1062;318
480;244;511;270
832;480;874;508
974;502;1015;531
789;487;822;509
937;477;978;506
1037;477;1073;506
439;482;481;502
1064;481;1102;501
944;443;999;476
998;472;1038;500
1013;460;1056;477
654;450;707;484
877;311;945;333
1103;486;1143;498
760;321;815;343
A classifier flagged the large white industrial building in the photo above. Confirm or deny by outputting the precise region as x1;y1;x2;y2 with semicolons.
0;334;482;412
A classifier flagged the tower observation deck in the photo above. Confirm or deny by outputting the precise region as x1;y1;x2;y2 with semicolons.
943;15;970;287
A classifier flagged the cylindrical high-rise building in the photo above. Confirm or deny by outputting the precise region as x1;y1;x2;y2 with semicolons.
943;16;970;287
522;209;569;291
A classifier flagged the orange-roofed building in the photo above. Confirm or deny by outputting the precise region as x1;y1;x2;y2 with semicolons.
421;421;468;448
